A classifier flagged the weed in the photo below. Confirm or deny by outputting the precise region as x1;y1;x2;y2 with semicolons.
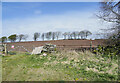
2;51;118;81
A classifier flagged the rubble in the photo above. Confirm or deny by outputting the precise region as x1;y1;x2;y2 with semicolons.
43;53;47;56
32;46;43;55
42;43;56;53
32;43;56;55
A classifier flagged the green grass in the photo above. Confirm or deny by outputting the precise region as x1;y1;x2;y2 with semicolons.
2;51;118;81
0;54;2;82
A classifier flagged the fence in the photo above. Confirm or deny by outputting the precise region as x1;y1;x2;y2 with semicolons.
8;45;31;54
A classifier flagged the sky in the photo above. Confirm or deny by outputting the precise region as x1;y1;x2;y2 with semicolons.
2;2;111;41
2;0;119;2
0;2;2;38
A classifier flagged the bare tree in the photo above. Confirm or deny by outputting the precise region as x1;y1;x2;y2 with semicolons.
18;34;28;42
97;1;120;24
72;32;78;39
41;33;45;41
18;34;24;42
75;31;79;39
52;32;56;40
84;30;92;39
96;0;120;55
97;0;120;34
79;31;86;39
67;32;71;39
97;0;120;45
45;32;52;40
33;32;40;41
55;31;61;40
63;32;68;40
77;32;81;39
23;34;28;41
70;33;73;39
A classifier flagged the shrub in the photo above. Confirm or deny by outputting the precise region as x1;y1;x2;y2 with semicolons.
93;45;118;59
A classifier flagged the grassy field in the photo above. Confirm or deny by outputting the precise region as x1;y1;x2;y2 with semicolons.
2;50;118;81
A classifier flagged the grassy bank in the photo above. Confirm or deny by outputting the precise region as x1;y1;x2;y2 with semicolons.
2;51;118;81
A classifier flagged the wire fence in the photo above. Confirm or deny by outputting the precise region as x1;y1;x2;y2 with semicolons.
8;45;32;54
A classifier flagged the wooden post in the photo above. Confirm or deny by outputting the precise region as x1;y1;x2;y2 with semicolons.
90;40;92;51
4;44;7;55
19;46;20;54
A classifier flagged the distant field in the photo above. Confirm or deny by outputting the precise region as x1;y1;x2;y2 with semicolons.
2;51;118;81
6;39;105;52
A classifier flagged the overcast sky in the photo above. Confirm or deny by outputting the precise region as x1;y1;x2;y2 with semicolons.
2;2;112;41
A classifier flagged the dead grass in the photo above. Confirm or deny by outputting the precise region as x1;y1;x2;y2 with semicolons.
2;50;118;81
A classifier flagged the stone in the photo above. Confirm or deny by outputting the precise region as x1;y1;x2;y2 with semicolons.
31;43;56;55
43;53;47;56
32;46;43;55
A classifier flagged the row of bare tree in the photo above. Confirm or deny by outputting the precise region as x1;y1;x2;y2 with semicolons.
0;30;92;43
35;30;92;41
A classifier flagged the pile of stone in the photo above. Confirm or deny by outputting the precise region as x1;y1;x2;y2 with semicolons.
42;43;56;53
32;43;56;55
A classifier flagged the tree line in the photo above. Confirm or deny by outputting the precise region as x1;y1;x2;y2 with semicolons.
0;30;92;43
